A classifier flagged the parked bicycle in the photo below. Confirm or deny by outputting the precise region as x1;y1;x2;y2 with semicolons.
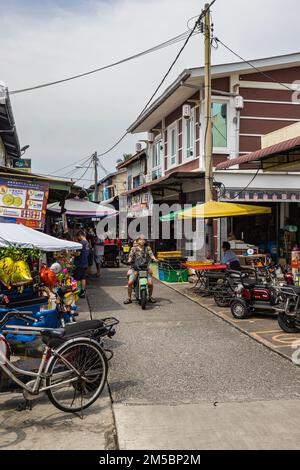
0;310;118;413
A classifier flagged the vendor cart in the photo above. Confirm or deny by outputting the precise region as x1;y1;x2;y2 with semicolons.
102;243;120;268
0;223;81;342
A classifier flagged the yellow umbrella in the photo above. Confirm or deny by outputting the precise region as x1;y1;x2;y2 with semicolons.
178;200;271;219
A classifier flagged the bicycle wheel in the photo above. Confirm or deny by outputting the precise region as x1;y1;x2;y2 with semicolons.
45;338;108;413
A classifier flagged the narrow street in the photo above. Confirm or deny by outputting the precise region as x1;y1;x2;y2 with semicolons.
88;267;300;450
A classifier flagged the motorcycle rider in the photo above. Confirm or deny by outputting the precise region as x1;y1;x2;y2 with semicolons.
124;235;158;304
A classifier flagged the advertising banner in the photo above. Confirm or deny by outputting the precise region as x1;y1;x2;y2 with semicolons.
12;159;31;173
0;178;49;229
127;191;153;218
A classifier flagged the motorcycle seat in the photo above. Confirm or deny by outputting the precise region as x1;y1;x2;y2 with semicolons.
242;280;257;288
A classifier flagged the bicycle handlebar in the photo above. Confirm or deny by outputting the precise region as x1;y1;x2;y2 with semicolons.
0;310;33;329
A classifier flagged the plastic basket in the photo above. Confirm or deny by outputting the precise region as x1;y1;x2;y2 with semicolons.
161;268;188;283
158;268;165;281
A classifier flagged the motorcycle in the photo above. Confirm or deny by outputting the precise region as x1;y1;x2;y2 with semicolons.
230;270;286;319
121;241;131;264
276;285;300;333
133;263;149;310
213;268;256;307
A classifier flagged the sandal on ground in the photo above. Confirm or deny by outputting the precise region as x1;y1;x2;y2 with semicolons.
123;298;132;304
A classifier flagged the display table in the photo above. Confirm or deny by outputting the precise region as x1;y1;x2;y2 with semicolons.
183;263;227;296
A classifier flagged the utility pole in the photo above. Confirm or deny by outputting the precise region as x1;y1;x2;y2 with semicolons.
203;3;213;202
93;151;99;202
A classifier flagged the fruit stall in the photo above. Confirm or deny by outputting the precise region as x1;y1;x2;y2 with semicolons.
0;223;82;341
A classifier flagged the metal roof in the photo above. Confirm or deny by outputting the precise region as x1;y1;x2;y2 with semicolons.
121;171;204;196
215;137;300;170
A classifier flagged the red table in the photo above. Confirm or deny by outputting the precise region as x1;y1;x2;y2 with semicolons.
183;263;228;296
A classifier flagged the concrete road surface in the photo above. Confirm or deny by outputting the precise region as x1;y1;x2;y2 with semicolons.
88;267;300;450
1;268;300;450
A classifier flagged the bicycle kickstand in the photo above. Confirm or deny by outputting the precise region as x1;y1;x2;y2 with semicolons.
17;399;33;412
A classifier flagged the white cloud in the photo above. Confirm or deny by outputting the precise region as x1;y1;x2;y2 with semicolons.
1;0;300;185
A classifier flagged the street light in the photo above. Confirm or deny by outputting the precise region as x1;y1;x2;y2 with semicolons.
20;144;30;156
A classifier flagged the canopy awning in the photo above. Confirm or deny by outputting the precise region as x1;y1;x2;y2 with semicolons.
47;198;117;217
178;201;272;219
0;223;82;251
215;137;300;171
160;206;196;222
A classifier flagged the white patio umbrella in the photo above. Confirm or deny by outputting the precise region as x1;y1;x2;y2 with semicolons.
47;198;117;217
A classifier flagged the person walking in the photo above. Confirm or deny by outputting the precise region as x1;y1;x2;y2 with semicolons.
94;237;104;277
74;230;89;298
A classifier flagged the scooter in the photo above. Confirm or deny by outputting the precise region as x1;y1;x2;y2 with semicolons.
213;268;256;307
133;264;149;310
121;241;131;264
276;285;300;333
230;272;286;319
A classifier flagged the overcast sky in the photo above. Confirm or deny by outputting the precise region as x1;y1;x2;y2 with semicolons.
1;0;300;186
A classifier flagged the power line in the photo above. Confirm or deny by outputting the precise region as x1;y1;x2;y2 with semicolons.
10;29;200;96
215;38;295;92
231;168;260;199
44;154;93;176
74;156;94;184
97;8;209;159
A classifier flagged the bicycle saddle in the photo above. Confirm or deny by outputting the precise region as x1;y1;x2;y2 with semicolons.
41;320;106;345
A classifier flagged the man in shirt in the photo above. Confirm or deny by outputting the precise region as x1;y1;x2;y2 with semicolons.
221;241;241;270
94;237;104;277
74;230;90;298
124;235;158;304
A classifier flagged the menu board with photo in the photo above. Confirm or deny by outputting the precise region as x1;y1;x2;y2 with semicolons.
0;178;49;229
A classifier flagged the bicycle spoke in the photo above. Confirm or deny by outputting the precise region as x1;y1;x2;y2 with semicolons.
46;341;107;412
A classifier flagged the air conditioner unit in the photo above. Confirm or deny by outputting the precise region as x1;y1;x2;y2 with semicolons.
182;104;191;120
135;142;142;153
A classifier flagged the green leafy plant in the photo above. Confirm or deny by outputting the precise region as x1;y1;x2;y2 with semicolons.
0;245;43;261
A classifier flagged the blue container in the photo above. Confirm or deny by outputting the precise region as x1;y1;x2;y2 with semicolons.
158;268;165;281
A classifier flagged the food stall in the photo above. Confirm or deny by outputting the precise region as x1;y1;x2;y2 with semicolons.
0;223;81;341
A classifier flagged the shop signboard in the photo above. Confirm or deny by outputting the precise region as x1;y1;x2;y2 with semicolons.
222;189;300;203
127;191;153;218
12;159;31;173
0;177;49;229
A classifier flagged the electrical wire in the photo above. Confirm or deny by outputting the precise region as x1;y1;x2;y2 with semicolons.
9;29;201;96
215;38;296;92
97;6;212;159
231;167;260;199
44;154;93;176
73;156;94;184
